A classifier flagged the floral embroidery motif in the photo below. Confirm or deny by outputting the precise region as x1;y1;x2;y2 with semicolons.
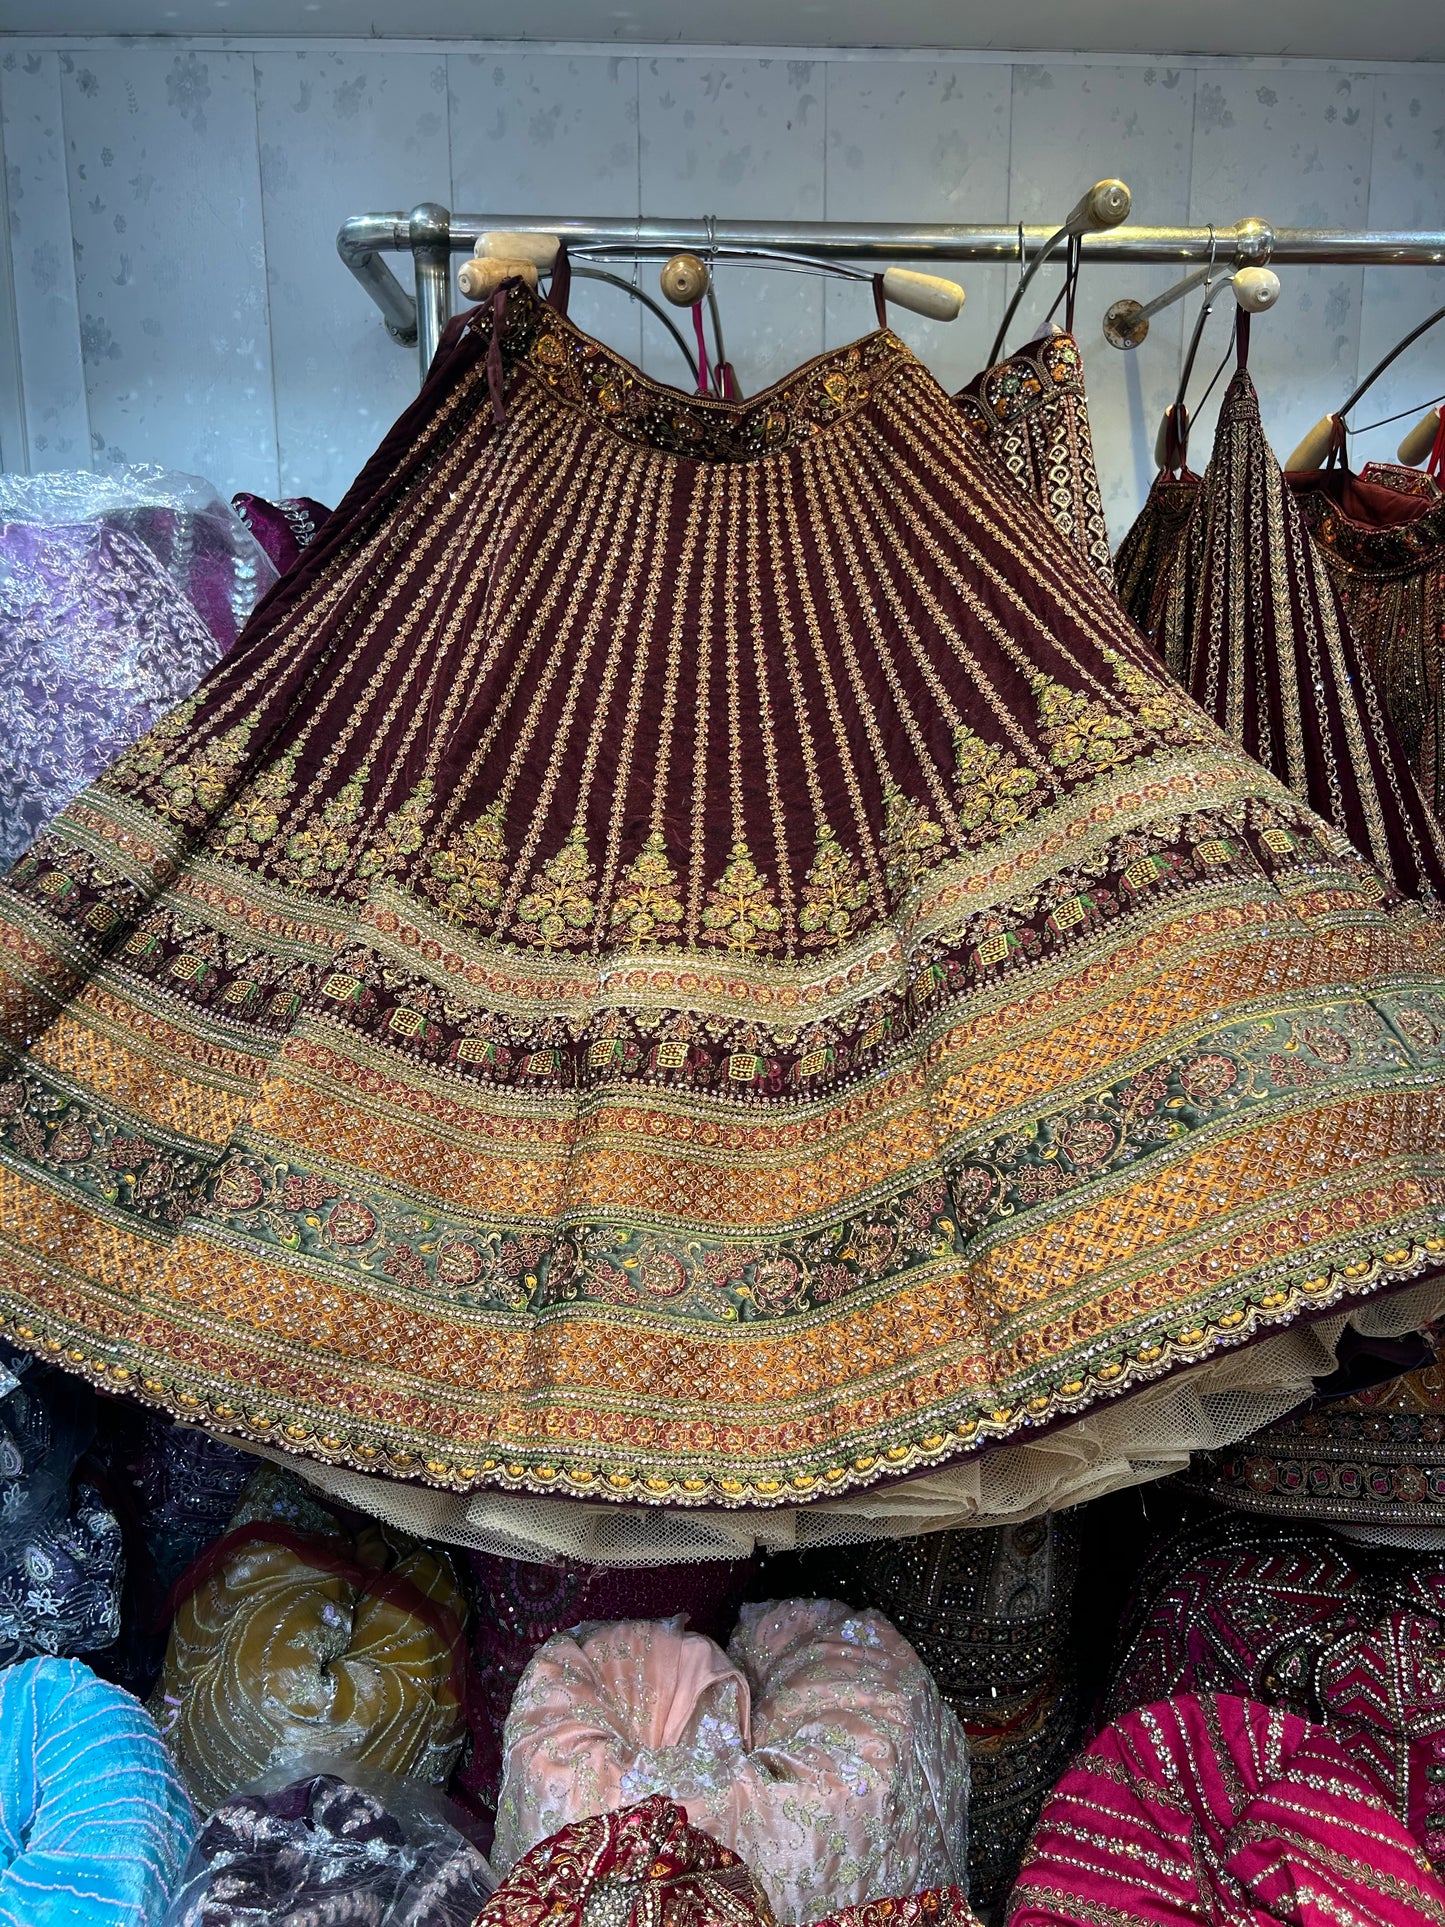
1032;674;1141;774
798;826;869;948
881;783;947;896
610;833;684;950
953;726;1043;838
427;800;509;926
356;779;434;884
207;744;300;860
1105;650;1204;743
701;840;782;955
514;827;597;950
281;772;368;888
119;716;255;828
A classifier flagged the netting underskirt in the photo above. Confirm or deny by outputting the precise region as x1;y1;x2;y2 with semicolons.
251;1277;1445;1564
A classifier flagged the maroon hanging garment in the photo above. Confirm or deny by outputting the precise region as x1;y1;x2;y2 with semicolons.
0;284;1442;1534
1293;414;1445;820
1113;402;1204;646
954;330;1118;590
1149;312;1445;906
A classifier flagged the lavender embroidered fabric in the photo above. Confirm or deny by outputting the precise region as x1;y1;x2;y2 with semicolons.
0;467;276;867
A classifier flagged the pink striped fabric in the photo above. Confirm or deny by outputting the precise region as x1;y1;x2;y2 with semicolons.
1007;1692;1445;1927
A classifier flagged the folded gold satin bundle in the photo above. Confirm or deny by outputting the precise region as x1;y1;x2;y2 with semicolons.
152;1471;467;1811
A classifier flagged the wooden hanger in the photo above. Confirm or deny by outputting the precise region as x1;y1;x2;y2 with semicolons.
1286;299;1445;471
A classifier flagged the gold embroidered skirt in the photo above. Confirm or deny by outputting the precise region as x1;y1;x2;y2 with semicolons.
0;287;1443;1522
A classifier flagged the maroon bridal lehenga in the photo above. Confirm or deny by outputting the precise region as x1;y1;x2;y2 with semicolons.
0;283;1437;1568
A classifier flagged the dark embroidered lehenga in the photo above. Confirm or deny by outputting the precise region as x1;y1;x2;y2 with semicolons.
0;286;1441;1528
1119;333;1445;907
1294;464;1445;823
953;330;1116;590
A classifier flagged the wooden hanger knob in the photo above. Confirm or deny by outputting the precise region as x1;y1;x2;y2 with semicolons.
1232;267;1281;313
477;230;560;269
457;256;539;300
881;268;964;321
660;254;711;307
1285;415;1337;472
1398;407;1441;466
1067;179;1131;235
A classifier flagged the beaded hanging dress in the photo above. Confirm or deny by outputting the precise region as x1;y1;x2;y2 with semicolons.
1142;316;1445;908
0;282;1443;1542
1113;405;1204;645
953;330;1116;590
1293;425;1445;822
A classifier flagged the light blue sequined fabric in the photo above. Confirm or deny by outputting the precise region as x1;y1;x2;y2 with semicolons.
0;1656;195;1925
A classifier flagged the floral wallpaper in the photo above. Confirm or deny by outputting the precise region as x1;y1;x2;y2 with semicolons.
2;41;1443;536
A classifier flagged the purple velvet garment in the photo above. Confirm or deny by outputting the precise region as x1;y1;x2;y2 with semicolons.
231;493;332;580
124;1414;256;1591
0;467;277;868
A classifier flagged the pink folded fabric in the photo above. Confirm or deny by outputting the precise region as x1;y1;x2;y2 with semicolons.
493;1602;971;1924
1007;1691;1445;1927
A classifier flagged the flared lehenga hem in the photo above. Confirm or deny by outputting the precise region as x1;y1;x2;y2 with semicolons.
0;286;1442;1513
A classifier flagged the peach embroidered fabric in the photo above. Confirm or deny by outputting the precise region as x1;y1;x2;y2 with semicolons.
492;1602;970;1924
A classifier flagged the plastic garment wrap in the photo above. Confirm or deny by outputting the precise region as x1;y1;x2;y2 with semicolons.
162;1769;494;1927
0;467;274;650
256;1273;1445;1565
1105;1510;1445;1870
1006;1691;1445;1927
479;1797;983;1927
0;1364;122;1666
1186;1327;1445;1546
459;1552;754;1817
231;492;332;579
492;1602;970;1924
0;466;275;866
0;1654;196;1925
153;1470;468;1812
834;1519;1080;1914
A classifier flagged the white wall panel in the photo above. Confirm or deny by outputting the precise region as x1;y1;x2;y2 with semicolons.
257;49;450;503
1006;62;1197;542
0;40;1441;533
0;51;88;467
1352;69;1445;475
450;49;641;367
1187;66;1374;470
639;56;826;397
59;46;276;497
821;59;1010;394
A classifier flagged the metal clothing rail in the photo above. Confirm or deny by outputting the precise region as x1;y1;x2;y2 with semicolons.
337;203;1445;382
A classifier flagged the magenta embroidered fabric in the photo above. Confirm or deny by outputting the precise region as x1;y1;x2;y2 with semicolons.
1105;1514;1445;1870
1007;1691;1445;1927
